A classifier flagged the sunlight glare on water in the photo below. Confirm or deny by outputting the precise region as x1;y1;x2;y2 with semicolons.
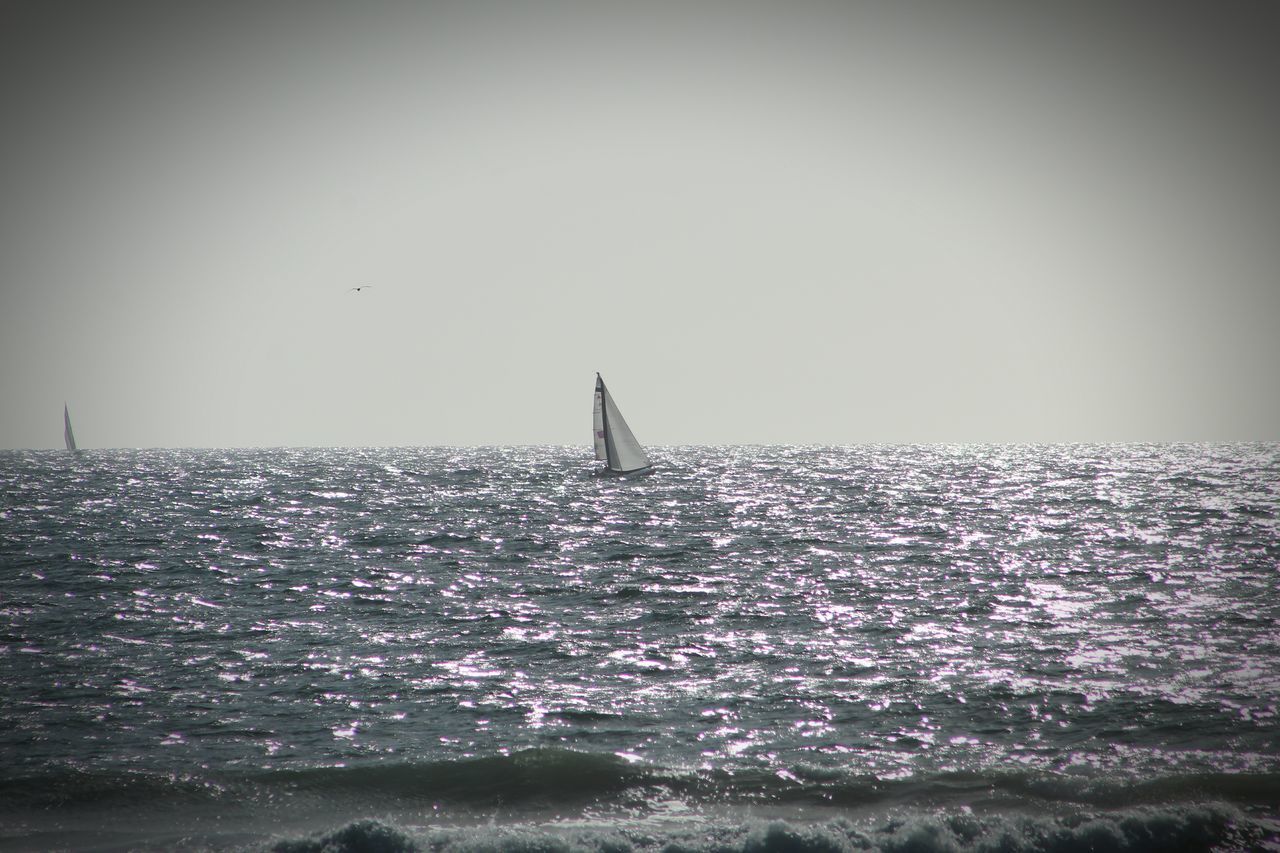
2;443;1277;794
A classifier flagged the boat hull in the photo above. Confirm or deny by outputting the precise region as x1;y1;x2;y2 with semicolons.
594;465;654;478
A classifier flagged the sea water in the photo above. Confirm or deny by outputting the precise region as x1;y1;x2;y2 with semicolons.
1;444;1277;851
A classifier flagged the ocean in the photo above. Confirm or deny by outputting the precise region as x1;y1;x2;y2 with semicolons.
1;444;1277;852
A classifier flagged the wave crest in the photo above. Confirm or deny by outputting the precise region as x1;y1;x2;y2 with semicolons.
266;805;1277;853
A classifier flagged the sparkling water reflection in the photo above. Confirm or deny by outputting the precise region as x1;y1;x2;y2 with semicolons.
2;444;1277;791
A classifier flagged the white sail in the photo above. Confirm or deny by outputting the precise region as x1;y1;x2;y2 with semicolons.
592;379;608;462
64;404;77;451
594;374;651;474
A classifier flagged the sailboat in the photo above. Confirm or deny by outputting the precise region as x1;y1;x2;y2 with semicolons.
593;373;652;475
64;404;78;451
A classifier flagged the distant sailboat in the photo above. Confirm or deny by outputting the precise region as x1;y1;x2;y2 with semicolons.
64;404;77;451
593;373;652;475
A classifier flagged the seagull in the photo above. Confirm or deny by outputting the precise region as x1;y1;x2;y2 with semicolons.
349;285;373;292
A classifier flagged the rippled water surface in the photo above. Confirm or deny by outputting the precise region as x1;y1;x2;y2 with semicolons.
1;444;1277;850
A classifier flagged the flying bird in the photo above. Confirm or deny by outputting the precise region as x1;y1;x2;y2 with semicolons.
349;285;373;292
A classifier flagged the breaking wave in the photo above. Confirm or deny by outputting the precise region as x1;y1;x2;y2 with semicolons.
269;806;1277;853
3;750;1278;851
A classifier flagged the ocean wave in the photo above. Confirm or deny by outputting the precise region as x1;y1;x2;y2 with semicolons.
5;750;1278;816
260;749;656;807
266;806;1278;853
0;766;232;810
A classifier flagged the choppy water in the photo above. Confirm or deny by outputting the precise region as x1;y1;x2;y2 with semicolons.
1;444;1278;851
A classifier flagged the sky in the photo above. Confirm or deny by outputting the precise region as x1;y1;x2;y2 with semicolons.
2;1;1278;449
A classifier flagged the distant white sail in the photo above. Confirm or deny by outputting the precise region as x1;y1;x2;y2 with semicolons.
593;374;651;474
64;404;77;451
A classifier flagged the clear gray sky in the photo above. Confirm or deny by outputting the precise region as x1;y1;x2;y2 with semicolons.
2;1;1277;448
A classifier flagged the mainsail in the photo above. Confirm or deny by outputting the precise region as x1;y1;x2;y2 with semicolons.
593;374;651;474
64;404;77;451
